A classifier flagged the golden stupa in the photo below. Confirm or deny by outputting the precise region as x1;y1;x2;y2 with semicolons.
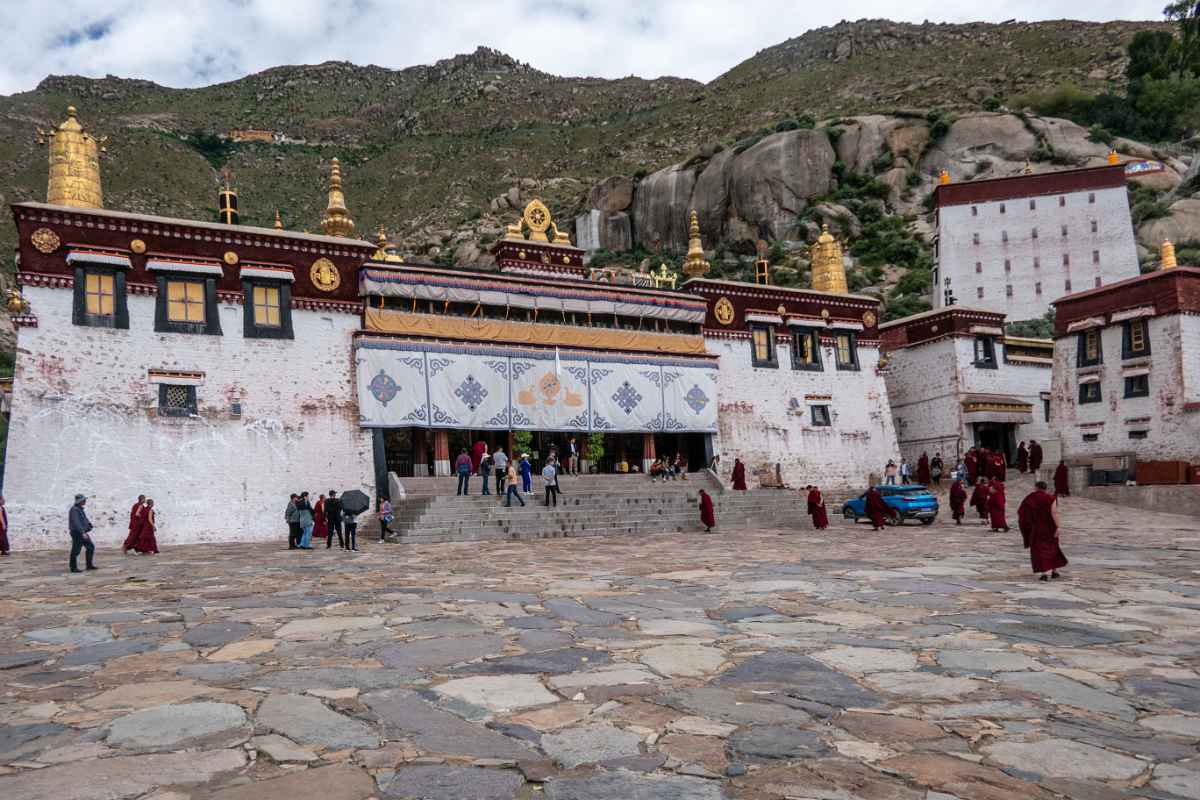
44;106;103;209
1161;240;1177;270
681;210;710;278
373;226;404;263
273;209;284;230
810;224;848;294
320;158;356;237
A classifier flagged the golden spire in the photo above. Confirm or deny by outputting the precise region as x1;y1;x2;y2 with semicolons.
1107;149;1120;165
810;224;848;294
273;209;284;230
320;157;356;238
372;224;404;263
1022;161;1033;175
938;169;950;186
1161;240;1177;270
682;209;710;278
44;105;103;208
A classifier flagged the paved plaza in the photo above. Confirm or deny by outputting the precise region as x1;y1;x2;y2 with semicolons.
2;485;1200;799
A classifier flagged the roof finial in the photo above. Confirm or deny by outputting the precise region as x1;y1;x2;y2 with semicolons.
1161;240;1177;270
320;157;356;238
938;169;950;186
1107;149;1120;166
682;209;710;278
810;224;848;294
273;209;283;230
45;105;103;208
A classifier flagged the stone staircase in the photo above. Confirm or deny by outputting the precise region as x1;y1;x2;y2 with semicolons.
385;473;822;545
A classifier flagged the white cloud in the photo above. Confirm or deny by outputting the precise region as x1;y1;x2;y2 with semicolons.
0;0;1168;95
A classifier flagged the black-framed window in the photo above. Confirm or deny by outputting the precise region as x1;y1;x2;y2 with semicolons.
810;405;832;427
1042;397;1051;422
750;325;777;368
1121;319;1150;359
157;384;198;417
973;336;998;369
1129;430;1148;440
1124;374;1150;398
834;332;859;371
790;328;823;371
1078;381;1102;404
1076;329;1102;367
72;267;129;329
1083;433;1099;442
243;280;294;339
155;275;222;335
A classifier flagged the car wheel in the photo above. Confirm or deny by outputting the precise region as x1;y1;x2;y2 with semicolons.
843;509;858;523
920;518;934;526
887;512;903;526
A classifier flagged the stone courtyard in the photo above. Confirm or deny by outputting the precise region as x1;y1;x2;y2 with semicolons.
2;485;1199;800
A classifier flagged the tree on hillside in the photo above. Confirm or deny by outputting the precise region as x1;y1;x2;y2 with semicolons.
1164;1;1200;76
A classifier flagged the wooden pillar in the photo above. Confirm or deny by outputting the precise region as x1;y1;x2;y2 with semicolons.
642;433;656;475
433;429;451;477
413;428;429;477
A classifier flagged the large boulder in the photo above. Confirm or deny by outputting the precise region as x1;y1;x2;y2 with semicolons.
1137;198;1200;250
1026;117;1109;163
588;176;634;212
575;210;632;252
729;129;836;243
920;112;1039;178
691;148;737;244
835;115;929;173
632;162;698;251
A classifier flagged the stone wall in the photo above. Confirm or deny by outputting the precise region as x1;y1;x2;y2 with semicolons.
1074;483;1200;518
936;185;1139;321
5;287;375;550
710;334;897;493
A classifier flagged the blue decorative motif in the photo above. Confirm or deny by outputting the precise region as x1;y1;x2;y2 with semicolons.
485;409;510;427
368;370;400;406
640;370;663;387
511;361;537;380
565;365;589;383
511;409;533;426
430;403;459;425
661;370;682;386
454;374;489;411
685;384;709;414
399;357;426;373
592;412;614;431
402;406;428;423
428;358;452;376
662;413;687;431
484;359;509;378
565;411;590;429
590;367;613;382
612;381;643;415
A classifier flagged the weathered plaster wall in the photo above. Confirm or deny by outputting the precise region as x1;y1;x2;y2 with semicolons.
5;287;374;549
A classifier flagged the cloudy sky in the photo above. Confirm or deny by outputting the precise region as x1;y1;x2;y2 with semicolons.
0;0;1167;96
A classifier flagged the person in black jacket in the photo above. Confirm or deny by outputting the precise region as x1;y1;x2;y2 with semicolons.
325;490;345;550
68;494;96;573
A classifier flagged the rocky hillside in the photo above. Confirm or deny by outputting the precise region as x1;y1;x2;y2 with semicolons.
0;18;1194;321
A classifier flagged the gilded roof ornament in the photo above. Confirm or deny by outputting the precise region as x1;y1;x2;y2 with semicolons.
372;225;405;263
320;157;356;238
503;199;573;246
41;105;104;209
682;209;711;278
810;224;848;294
652;262;678;289
1107;149;1120;165
1161;240;1177;270
273;210;284;230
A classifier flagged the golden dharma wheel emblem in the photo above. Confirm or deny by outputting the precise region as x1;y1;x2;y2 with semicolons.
518;250;527;260
523;199;551;234
310;257;341;292
862;310;877;327
31;227;60;254
714;296;735;326
223;251;239;266
562;255;571;265
540;252;551;264
820;309;831;320
777;304;787;315
129;239;146;254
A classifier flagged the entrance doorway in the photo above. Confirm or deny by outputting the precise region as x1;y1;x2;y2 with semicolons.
972;422;1016;464
653;432;710;473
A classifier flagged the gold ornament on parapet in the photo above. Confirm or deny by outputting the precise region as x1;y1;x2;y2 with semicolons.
130;239;146;254
31;228;60;254
223;251;239;266
862;310;877;327
310;257;341;291
714;296;735;326
6;289;30;315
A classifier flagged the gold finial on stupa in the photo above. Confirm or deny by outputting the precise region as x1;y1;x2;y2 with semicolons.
938;169;950;186
320;157;355;238
372;224;404;263
1161;240;1177;270
682;210;711;278
273;209;284;230
1022;161;1033;175
1107;149;1120;165
810;224;848;294
43;105;104;208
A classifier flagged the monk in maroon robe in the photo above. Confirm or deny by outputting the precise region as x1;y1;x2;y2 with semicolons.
917;453;931;485
1054;461;1071;496
807;486;830;530
731;458;747;491
970;478;991;522
313;495;328;539
964;451;978;483
1016;442;1028;473
1018;481;1067;580
992;453;1007;482
123;495;146;553
864;487;890;530
1029;440;1043;472
471;440;487;473
0;495;9;555
949;479;968;525
134;500;159;554
987;481;1010;532
699;489;716;532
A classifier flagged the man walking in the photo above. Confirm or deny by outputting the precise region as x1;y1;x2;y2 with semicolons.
493;447;508;495
567;436;579;475
542;458;560;507
479;447;492;496
455;448;472;495
285;494;301;549
504;460;525;507
0;495;8;556
68;494;96;573
296;492;315;549
325;490;345;549
884;460;898;485
520;453;533;495
1018;480;1068;581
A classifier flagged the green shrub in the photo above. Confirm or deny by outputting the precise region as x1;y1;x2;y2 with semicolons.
1087;124;1115;144
981;96;1002;111
883;294;931;321
871;151;895;173
1005;311;1055;339
775;119;800;132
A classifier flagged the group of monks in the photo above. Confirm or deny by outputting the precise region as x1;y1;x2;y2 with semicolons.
948;476;1011;531
121;495;159;555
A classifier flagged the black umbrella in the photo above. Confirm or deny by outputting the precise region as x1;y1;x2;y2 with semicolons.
340;490;371;516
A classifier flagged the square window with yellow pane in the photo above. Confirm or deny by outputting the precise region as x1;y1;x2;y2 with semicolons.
252;285;281;328
84;272;114;317
167;280;205;324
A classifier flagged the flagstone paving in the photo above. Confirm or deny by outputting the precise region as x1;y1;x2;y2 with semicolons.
1;485;1199;798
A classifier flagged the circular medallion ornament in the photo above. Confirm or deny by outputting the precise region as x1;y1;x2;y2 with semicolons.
862;310;877;327
310;257;341;292
130;239;146;254
714;296;735;326
777;304;787;315
562;255;571;265
540;252;551;264
30;228;60;254
518;250;527;260
820;309;831;320
523;199;551;234
223;251;239;266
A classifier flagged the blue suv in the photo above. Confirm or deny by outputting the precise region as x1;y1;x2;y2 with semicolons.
842;484;939;526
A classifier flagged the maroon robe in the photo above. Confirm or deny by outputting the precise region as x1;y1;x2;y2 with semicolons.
964;453;977;483
699;491;716;530
134;508;159;554
970;482;991;519
807;488;830;529
123;502;145;552
949;481;968;523
1029;442;1044;472
1054;463;1071;496
471;441;487;472
917;454;931;485
987;483;1009;531
313;498;328;539
992;455;1007;483
1018;489;1068;573
0;503;9;555
864;488;890;529
731;460;747;491
1016;444;1029;473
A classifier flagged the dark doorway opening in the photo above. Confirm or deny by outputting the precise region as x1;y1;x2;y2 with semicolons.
973;422;1016;464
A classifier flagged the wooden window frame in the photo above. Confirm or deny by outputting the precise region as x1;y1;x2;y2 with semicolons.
72;266;129;329
1078;381;1102;404
154;275;222;335
157;384;198;417
750;325;778;369
973;335;998;369
242;280;294;340
1076;329;1102;367
1123;374;1150;398
834;331;860;371
1121;319;1150;359
790;328;823;372
809;404;832;427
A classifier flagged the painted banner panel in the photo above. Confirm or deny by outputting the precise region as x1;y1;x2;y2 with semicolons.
661;365;719;432
426;352;510;429
510;355;591;431
356;347;429;427
590;362;663;432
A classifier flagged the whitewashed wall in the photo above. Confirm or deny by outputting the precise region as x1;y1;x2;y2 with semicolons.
937;186;1139;320
4;286;374;550
710;334;898;492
